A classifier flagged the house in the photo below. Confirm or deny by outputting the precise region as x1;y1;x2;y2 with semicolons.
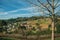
40;24;49;30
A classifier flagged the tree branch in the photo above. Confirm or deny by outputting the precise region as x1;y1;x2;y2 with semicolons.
25;0;40;7
55;4;60;8
46;0;52;7
55;10;60;14
54;0;60;9
37;0;52;13
55;1;59;6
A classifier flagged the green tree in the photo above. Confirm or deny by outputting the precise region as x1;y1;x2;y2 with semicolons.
55;20;60;33
0;20;7;32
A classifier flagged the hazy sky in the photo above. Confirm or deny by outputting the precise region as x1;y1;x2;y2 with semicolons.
0;0;41;19
0;0;60;19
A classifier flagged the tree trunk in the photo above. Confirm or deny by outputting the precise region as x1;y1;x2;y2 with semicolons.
51;0;55;40
51;20;55;40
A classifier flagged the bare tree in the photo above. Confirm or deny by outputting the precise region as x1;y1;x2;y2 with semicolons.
23;0;60;40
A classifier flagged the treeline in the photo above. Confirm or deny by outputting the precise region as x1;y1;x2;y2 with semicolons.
0;16;47;24
0;16;40;26
0;15;60;27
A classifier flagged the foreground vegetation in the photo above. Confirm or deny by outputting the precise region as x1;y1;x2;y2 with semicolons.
0;37;60;40
0;16;60;40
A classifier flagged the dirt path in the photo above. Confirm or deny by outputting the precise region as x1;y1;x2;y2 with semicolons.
0;33;60;40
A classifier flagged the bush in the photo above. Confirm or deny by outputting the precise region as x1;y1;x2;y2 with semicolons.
55;22;60;33
40;30;51;35
0;38;15;40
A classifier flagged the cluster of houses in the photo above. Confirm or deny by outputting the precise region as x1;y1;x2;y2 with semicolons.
2;19;53;34
3;23;50;33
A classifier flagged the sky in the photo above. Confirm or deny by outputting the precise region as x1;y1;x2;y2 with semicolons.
0;0;42;19
0;0;60;19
